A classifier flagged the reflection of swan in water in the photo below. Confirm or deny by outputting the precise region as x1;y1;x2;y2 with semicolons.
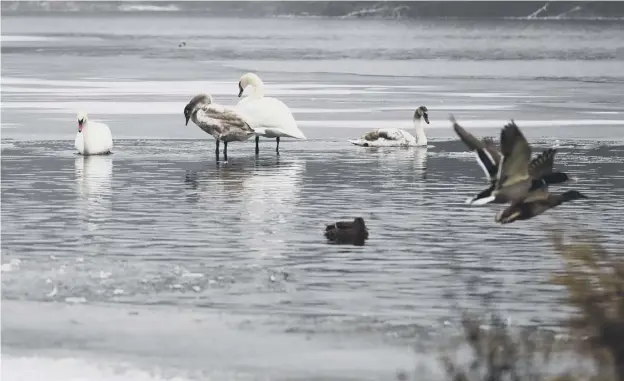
373;147;428;180
240;159;305;224
183;158;305;257
74;155;113;230
244;159;306;257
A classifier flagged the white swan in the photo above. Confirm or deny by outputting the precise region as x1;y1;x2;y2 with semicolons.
74;111;113;155
235;72;306;155
184;93;256;161
349;106;429;147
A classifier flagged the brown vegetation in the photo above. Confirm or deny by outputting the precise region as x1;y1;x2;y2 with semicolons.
551;231;624;381
436;231;624;381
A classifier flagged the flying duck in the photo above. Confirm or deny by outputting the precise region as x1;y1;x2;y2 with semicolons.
451;117;573;205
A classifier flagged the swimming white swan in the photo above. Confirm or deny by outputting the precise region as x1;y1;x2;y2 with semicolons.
349;106;429;147
184;93;256;161
235;72;306;155
74;111;113;155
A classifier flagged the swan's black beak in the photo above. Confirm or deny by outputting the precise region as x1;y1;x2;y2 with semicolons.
424;113;430;124
238;82;244;98
184;104;191;125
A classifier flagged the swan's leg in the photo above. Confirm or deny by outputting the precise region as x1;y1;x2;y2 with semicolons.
276;137;280;155
215;140;220;161
255;135;260;155
223;141;228;162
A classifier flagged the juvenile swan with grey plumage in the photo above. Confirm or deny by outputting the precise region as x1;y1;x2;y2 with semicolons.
349;106;429;147
184;94;255;162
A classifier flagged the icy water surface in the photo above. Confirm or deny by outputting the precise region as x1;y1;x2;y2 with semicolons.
2;13;624;381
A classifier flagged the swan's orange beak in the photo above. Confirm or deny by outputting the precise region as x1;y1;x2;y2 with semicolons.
78;121;83;132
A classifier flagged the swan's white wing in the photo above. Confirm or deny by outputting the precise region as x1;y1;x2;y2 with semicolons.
377;128;417;142
92;121;113;152
236;96;306;140
80;121;112;155
349;138;413;147
350;128;417;147
194;104;255;141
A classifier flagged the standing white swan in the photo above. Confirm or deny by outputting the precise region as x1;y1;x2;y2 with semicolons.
349;106;429;147
235;72;306;155
74;111;113;155
184;93;256;161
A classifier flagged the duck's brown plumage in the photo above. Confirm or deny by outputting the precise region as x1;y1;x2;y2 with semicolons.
495;189;588;224
324;217;369;246
494;121;533;201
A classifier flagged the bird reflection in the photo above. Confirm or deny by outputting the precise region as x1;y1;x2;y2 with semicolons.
373;147;428;180
74;155;113;234
183;157;305;257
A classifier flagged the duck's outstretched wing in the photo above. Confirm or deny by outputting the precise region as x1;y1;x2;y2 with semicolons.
451;115;501;180
496;121;532;189
528;148;557;179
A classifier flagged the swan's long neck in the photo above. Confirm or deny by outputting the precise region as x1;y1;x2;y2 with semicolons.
82;121;90;139
413;117;427;146
249;79;265;99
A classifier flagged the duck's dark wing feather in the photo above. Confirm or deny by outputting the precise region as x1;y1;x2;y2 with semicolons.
326;221;354;231
324;226;351;242
335;221;354;229
528;148;557;179
497;121;532;188
476;149;499;180
451;116;501;180
325;227;367;245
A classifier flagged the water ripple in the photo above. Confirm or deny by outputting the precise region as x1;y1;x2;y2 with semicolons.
2;139;623;337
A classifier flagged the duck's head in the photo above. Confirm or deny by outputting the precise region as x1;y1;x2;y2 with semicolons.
184;94;212;125
238;72;263;97
76;111;88;132
353;217;367;229
414;106;429;124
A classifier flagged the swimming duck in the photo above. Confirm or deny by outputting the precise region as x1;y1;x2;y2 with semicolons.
495;189;588;224
184;94;256;161
451;117;573;205
324;217;369;246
